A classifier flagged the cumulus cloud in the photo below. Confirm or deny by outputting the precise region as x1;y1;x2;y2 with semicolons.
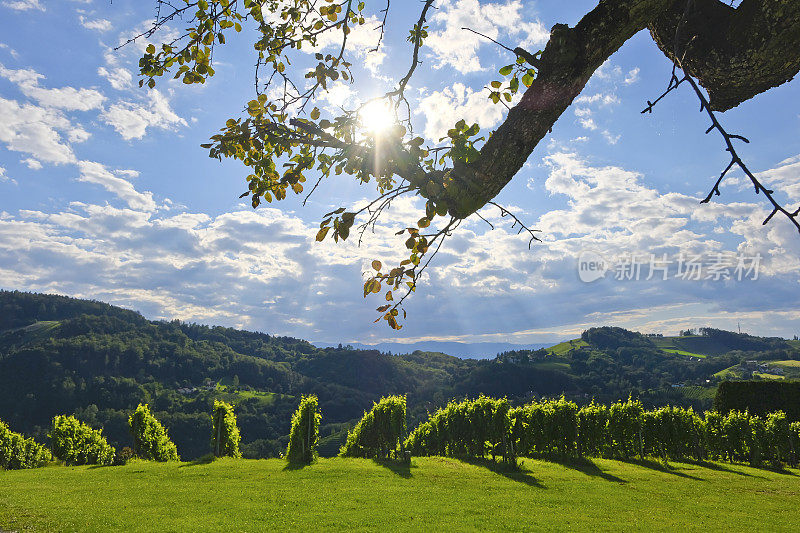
417;82;505;140
101;90;187;140
5;149;798;342
426;0;549;73
0;96;77;164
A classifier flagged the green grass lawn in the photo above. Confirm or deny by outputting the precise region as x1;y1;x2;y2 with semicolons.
2;457;799;532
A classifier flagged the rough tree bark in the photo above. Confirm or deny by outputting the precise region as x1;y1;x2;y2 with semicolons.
440;0;800;220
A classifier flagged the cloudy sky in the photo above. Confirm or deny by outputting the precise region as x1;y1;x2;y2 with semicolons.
0;0;798;346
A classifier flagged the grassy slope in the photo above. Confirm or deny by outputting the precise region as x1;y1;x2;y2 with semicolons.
651;336;719;358
546;339;589;356
714;360;800;381
2;458;799;532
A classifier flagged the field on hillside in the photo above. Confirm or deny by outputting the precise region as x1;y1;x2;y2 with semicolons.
546;339;588;355
2;458;799;532
651;336;719;357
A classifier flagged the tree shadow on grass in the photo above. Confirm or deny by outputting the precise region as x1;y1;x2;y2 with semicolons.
372;458;413;478
178;455;216;468
458;457;546;488
282;461;313;471
684;460;763;478
554;457;627;484
619;458;704;481
760;465;799;476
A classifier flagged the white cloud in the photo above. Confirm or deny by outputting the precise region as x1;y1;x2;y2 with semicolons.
101;90;187;140
624;67;640;85
80;15;112;32
97;66;133;91
601;130;620;145
76;160;157;212
574;93;619;107
310;15;386;73
0;42;19;59
426;0;549;73
0;97;77;164
417;82;505;140
0;166;17;185
316;81;356;111
22;157;42;169
2;0;43;11
0;64;106;111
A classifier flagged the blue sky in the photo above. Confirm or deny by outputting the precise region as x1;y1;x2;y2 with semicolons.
0;0;798;345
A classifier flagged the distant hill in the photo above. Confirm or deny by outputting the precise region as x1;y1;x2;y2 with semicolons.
1;291;797;460
313;341;555;359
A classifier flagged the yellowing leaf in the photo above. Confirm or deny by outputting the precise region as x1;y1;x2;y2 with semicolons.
315;226;330;242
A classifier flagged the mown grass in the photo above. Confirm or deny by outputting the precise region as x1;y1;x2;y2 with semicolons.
2;457;799;532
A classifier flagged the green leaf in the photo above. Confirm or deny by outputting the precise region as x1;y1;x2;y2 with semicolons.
499;65;514;76
522;73;534;87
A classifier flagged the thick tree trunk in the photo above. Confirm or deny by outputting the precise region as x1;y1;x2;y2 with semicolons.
440;0;800;219
649;0;800;112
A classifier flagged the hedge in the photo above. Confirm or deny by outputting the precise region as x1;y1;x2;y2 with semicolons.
714;381;800;421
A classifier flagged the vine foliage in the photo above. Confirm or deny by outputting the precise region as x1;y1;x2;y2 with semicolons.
211;400;242;458
129;403;180;461
286;394;321;464
50;415;116;466
0;417;51;470
339;395;406;459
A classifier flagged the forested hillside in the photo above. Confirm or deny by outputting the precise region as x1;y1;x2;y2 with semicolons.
1;291;797;460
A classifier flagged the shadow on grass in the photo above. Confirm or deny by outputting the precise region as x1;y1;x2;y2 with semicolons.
372;458;413;478
282;461;313;471
684;460;763;478
619;458;704;481
555;457;627;483
178;455;216;468
86;464;118;470
458;457;545;488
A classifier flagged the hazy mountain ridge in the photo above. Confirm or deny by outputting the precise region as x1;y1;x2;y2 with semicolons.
313;341;554;359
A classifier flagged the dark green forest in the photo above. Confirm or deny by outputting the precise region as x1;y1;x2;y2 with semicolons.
1;290;797;459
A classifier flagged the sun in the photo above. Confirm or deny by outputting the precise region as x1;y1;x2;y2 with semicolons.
359;100;396;135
